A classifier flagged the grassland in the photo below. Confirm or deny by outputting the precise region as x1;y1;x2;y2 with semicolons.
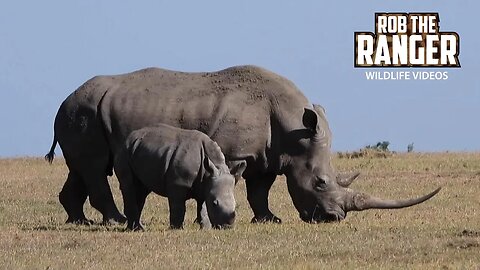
0;153;479;269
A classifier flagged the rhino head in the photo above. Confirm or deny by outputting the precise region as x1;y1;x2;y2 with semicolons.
203;158;247;228
284;105;440;223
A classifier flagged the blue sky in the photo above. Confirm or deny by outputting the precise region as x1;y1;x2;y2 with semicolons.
0;1;478;157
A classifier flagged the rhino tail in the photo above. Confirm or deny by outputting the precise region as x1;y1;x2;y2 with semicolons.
45;136;57;164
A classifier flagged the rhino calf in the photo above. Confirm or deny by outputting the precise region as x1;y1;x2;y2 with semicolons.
114;124;246;230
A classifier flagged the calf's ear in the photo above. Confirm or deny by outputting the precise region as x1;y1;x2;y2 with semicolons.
230;160;247;178
204;157;220;177
302;108;318;134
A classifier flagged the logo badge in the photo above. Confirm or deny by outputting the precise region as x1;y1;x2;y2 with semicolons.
354;13;460;67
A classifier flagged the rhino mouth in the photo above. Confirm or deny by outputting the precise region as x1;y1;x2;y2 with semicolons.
300;205;346;223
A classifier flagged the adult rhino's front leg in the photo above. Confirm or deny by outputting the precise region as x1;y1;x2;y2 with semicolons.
194;201;210;227
245;174;282;224
196;201;212;229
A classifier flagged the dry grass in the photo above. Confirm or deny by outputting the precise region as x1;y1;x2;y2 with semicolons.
0;153;479;269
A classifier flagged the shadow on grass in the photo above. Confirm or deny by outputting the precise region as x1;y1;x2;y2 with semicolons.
446;239;480;250
21;223;126;232
445;229;480;250
457;229;480;237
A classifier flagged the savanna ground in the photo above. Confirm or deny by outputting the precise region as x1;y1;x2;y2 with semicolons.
0;153;479;269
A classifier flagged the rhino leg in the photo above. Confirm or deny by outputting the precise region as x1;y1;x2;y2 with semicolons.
121;189;143;231
246;174;282;224
123;185;144;231
197;201;212;229
114;155;143;231
59;171;93;225
79;167;126;225
123;185;146;231
168;189;188;229
55;98;126;225
194;201;212;229
124;187;144;231
135;183;150;217
61;151;126;225
194;202;202;225
129;180;150;231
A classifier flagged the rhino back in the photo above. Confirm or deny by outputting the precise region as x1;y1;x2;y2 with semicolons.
126;125;205;196
100;66;310;174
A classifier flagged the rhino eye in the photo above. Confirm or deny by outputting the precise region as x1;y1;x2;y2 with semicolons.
314;177;327;191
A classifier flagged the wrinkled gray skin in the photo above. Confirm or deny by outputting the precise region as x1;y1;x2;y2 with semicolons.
46;65;440;224
115;125;244;230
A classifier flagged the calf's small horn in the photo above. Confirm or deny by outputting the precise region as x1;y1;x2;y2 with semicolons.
345;187;441;211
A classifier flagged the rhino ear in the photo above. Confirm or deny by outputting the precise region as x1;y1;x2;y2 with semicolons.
204;157;220;177
229;160;247;178
302;108;318;133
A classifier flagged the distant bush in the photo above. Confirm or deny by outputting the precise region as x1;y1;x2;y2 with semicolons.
338;141;394;159
365;141;390;151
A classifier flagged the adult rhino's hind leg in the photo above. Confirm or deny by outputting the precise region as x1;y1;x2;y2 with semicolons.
80;162;127;225
245;174;282;224
59;171;93;225
62;155;126;225
54;89;126;226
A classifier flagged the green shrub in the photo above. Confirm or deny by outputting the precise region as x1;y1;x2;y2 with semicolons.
338;141;393;159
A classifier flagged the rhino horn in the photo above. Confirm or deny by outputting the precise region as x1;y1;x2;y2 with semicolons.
345;187;441;211
336;172;360;187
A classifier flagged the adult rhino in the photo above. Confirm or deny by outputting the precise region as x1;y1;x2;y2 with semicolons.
46;65;440;224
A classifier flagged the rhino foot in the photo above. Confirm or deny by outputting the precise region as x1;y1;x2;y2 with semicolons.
195;217;212;229
102;214;127;226
169;224;184;230
66;217;94;225
126;220;144;231
251;214;282;224
124;226;144;232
